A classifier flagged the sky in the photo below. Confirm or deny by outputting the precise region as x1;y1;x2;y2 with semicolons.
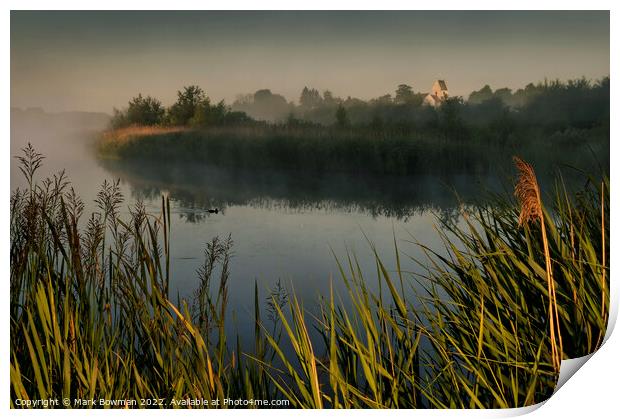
11;10;610;113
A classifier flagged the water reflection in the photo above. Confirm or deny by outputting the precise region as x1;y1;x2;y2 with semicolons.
97;158;512;224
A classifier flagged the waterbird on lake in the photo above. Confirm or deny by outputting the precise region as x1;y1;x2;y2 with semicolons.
208;208;219;214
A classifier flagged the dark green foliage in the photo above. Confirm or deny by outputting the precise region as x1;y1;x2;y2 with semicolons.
111;86;255;129
468;84;494;104
394;84;424;105
335;105;349;128
438;97;468;141
127;94;165;126
395;84;414;103
520;78;610;131
167;85;207;126
108;78;609;155
111;94;165;128
97;120;608;179
466;77;610;130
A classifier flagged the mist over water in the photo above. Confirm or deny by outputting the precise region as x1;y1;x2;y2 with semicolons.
10;109;448;345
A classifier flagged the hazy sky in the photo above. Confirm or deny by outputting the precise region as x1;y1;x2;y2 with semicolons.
11;11;609;113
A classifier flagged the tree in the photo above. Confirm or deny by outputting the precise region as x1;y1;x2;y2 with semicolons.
232;89;290;122
110;108;129;129
125;94;165;126
168;85;207;125
323;90;337;106
222;110;253;126
335;105;350;128
372;94;393;106
109;94;164;128
494;87;513;105
512;83;542;107
489;107;517;146
190;97;216;127
395;84;415;104
254;89;275;103
468;85;494;104
440;97;467;141
300;86;322;109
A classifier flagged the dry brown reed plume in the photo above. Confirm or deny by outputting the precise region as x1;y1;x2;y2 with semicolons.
513;156;563;372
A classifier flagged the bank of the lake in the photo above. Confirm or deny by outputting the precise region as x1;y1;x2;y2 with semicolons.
96;124;609;178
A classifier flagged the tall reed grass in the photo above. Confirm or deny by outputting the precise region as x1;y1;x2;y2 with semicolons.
10;144;608;408
96;124;608;177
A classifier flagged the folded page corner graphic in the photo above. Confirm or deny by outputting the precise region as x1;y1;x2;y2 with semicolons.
553;298;617;397
554;354;595;394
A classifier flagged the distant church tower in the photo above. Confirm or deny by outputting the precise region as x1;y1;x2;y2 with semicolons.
423;80;449;108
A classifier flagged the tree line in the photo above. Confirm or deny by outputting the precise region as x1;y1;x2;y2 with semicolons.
110;85;253;129
111;77;610;143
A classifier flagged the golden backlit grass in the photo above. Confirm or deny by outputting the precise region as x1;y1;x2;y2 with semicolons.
100;125;190;145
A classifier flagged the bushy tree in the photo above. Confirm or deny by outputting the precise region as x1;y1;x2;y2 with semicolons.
125;94;165;126
231;89;291;122
494;87;513;104
512;83;540;107
468;85;494;104
189;97;214;127
300;87;323;109
167;85;207;125
394;84;425;106
395;84;414;104
108;94;164;128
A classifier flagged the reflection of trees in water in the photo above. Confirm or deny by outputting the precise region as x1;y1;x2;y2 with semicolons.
98;158;591;224
129;185;222;223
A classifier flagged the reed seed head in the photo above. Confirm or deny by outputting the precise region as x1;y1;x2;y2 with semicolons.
513;156;542;226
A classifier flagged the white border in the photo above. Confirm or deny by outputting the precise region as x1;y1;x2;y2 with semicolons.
3;2;616;418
